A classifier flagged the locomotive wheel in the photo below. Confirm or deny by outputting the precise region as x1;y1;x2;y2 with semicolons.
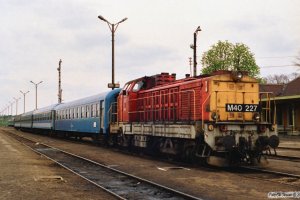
146;137;161;156
181;145;196;163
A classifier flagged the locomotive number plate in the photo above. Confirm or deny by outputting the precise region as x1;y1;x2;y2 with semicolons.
226;104;261;112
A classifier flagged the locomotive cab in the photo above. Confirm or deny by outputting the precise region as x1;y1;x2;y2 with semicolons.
117;77;147;123
204;70;279;164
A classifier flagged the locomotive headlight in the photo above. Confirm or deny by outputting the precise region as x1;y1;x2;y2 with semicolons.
208;124;214;131
253;113;260;121
270;125;275;131
232;71;243;81
211;112;218;120
236;71;243;80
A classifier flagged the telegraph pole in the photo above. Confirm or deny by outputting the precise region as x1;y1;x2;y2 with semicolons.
190;26;201;77
57;59;62;103
189;57;192;75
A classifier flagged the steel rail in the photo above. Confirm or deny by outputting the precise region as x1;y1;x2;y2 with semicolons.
277;146;300;151
241;166;300;179
267;154;300;162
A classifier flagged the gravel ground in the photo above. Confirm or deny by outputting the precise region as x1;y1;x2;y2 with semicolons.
2;127;300;200
0;128;116;200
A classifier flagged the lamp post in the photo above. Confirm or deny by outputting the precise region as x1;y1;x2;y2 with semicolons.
57;59;62;103
9;101;14;116
98;15;127;90
190;26;202;77
20;90;30;113
30;80;43;110
13;97;21;115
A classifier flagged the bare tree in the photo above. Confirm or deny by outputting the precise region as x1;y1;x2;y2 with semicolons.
264;74;290;84
295;53;300;68
289;72;299;80
264;73;299;84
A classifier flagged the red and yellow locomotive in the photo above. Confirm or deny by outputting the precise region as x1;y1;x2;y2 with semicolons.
110;70;279;165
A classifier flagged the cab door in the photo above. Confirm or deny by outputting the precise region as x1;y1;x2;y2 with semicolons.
118;83;131;122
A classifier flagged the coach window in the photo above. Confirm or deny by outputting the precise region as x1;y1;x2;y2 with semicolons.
81;106;85;118
91;104;94;117
96;103;100;117
70;108;73;119
86;105;89;118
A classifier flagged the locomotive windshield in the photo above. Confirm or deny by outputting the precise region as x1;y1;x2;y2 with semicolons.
132;81;144;92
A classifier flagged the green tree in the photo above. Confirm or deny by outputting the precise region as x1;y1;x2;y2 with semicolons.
201;41;260;78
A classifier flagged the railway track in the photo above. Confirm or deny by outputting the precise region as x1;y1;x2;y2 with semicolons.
240;166;300;180
277;146;300;151
5;128;300;189
267;154;300;162
5;130;202;200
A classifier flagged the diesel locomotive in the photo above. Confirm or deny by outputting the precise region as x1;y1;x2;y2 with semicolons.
13;70;279;165
109;70;279;164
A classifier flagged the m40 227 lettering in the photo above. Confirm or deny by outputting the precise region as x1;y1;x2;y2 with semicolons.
226;104;260;112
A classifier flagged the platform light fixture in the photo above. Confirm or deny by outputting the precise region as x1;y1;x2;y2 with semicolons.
13;97;21;115
98;15;128;90
20;90;30;113
30;80;43;110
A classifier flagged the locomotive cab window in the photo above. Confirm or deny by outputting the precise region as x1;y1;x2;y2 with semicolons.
132;81;144;92
121;83;130;95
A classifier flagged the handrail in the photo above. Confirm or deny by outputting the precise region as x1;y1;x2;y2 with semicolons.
201;93;211;129
259;92;276;124
108;102;118;124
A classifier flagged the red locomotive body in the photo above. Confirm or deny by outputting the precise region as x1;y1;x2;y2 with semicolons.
111;71;279;165
118;72;210;123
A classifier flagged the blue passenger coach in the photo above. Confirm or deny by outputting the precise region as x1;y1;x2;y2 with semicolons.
32;104;59;130
20;111;34;129
54;89;120;137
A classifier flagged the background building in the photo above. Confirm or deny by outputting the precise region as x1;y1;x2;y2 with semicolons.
260;77;300;135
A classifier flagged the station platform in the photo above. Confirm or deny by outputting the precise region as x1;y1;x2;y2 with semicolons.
0;128;114;200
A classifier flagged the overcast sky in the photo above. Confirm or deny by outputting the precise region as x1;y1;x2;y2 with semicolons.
1;0;300;115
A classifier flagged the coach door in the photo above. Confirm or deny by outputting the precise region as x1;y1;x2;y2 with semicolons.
100;100;104;131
